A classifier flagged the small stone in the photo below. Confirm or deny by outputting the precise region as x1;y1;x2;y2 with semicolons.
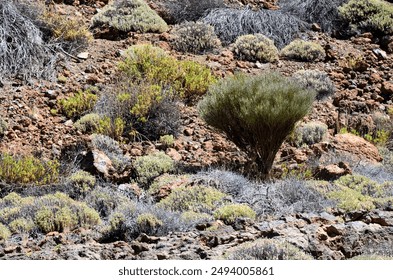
77;52;89;59
311;23;321;32
372;48;387;60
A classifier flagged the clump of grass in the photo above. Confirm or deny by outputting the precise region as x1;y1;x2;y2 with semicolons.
91;0;168;35
0;153;59;185
233;34;279;63
281;40;325;62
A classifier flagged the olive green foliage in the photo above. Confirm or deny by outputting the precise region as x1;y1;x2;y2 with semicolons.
0;223;11;241
69;170;96;198
339;0;393;35
0;153;59;185
281;40;325;62
0;192;100;234
290;121;328;147
329;174;393;211
74;113;101;133
119;44;216;100
225;239;313;260
198;72;316;178
214;204;256;224
59;88;98;119
0;118;8;135
91;0;168;33
293;70;335;100
136;213;163;231
233;34;279;63
172;21;220;54
157;185;226;213
134;152;175;186
159;135;174;148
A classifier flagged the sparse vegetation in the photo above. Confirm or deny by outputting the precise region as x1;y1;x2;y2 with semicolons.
171;21;220;54
91;0;168;34
233;34;279;63
225;239;313;260
198;72;315;178
281;40;325;62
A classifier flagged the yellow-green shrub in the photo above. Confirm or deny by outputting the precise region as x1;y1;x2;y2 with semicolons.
339;0;393;35
157;185;226;213
233;34;279;62
214;204;256;224
136;213;163;231
281;40;325;61
59;88;98;119
134;152;175;186
0;223;11;241
91;0;168;34
9;218;35;234
74;113;101;133
69;170;96;197
0;153;59;185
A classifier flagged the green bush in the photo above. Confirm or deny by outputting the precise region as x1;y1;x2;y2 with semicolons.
290;121;328;147
9;218;35;234
0;153;59;185
0;223;11;241
74;113;101;133
171;21;220;54
91;0;168;34
157;185;226;213
136;213;163;232
281;40;325;62
339;0;393;36
198;72;315;178
59;88;98;119
233;34;279;63
134;151;175;186
159;135;174;148
225;239;313;260
293;70;335;101
214;204;256;224
68;170;96;198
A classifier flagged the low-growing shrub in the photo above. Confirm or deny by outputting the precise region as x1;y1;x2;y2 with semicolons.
159;135;175;148
91;134;130;172
233;34;279;63
68;170;96;198
225;239;313;260
134;151;175;186
94;116;125;141
74;113;101;133
198;72;315;179
213;204;256;224
59;88;98;119
157;185;227;213
171;21;220;54
180;211;212;223
339;0;393;36
91;0;168;34
290;121;328;147
0;223;11;241
136;213;163;232
293;70;335;100
281;40;325;62
202;8;307;48
0;153;59;185
279;0;348;34
8;218;35;234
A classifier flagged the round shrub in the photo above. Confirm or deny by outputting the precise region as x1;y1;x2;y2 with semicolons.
9;218;35;234
281;40;325;62
134;151;175;186
0;223;11;241
198;72;316;179
172;21;220;54
91;0;168;34
225;239;313;260
339;0;393;36
68;170;96;198
136;213;163;232
290;121;328;147
213;204;256;224
293;70;335;100
233;34;279;63
74;113;101;133
157;185;227;213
